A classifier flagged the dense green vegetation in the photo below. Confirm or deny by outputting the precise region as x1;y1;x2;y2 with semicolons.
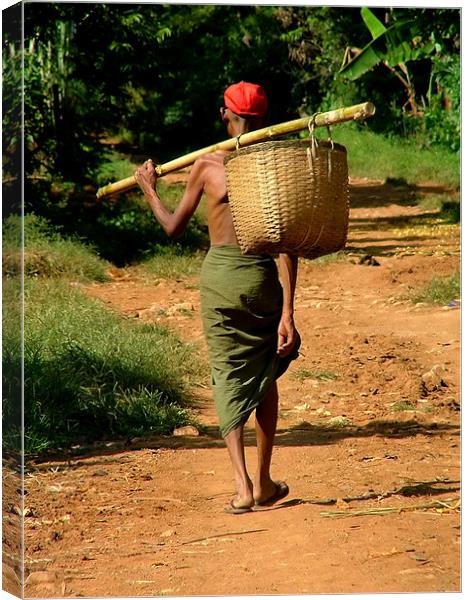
2;4;460;453
3;5;460;232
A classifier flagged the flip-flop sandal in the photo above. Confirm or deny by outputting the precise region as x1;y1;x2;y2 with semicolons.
255;481;289;507
224;499;253;515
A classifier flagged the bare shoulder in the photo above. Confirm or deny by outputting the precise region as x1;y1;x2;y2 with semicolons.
193;152;228;201
192;152;228;184
195;151;228;169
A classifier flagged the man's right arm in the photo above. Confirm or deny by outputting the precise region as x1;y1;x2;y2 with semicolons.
135;158;205;238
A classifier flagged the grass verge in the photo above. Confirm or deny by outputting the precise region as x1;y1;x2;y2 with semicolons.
137;245;205;280
3;278;205;453
416;195;460;223
318;125;460;189
409;272;460;306
3;214;111;282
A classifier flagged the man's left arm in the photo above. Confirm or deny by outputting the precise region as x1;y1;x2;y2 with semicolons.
277;253;299;357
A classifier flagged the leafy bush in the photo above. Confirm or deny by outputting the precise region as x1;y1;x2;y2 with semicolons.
95;150;140;188
423;53;460;152
31;156;210;266
90;184;208;265
3;278;204;452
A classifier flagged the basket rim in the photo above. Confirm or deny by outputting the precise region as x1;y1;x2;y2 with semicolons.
224;138;347;165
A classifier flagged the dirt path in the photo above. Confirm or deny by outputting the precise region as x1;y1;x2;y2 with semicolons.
18;180;460;596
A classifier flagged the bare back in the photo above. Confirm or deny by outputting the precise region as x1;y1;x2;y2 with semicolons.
198;151;238;246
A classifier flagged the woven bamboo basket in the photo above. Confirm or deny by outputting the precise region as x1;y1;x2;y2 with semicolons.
224;137;349;259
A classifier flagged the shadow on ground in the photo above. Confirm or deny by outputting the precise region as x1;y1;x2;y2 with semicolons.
26;418;460;470
349;181;457;210
349;210;445;231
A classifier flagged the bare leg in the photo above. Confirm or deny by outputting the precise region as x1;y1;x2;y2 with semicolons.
224;425;254;509
253;382;283;503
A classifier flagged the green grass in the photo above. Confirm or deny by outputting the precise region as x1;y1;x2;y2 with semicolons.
409;272;460;306
416;194;446;212
3;278;206;453
314;125;460;189
291;367;339;382
103;129;461;191
3;214;110;282
416;195;460;223
390;400;433;414
139;245;204;280
391;400;416;412
157;181;187;209
2;276;22;452
309;251;348;266
2;211;208;453
326;416;352;428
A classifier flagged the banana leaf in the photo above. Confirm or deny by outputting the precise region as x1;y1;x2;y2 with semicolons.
339;9;433;80
361;6;387;40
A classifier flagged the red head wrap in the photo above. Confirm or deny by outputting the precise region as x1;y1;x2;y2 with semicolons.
224;81;268;117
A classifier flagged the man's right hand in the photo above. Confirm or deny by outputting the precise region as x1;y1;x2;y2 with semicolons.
134;159;157;197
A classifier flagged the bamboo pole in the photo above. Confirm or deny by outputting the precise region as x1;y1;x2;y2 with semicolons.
96;101;375;199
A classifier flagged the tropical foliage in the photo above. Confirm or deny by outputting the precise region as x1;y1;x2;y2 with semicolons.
338;7;460;148
2;4;460;244
2;4;460;453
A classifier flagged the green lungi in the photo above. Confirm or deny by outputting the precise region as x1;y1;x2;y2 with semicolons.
200;245;299;437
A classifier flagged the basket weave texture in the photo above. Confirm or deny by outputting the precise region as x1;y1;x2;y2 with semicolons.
224;139;349;259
